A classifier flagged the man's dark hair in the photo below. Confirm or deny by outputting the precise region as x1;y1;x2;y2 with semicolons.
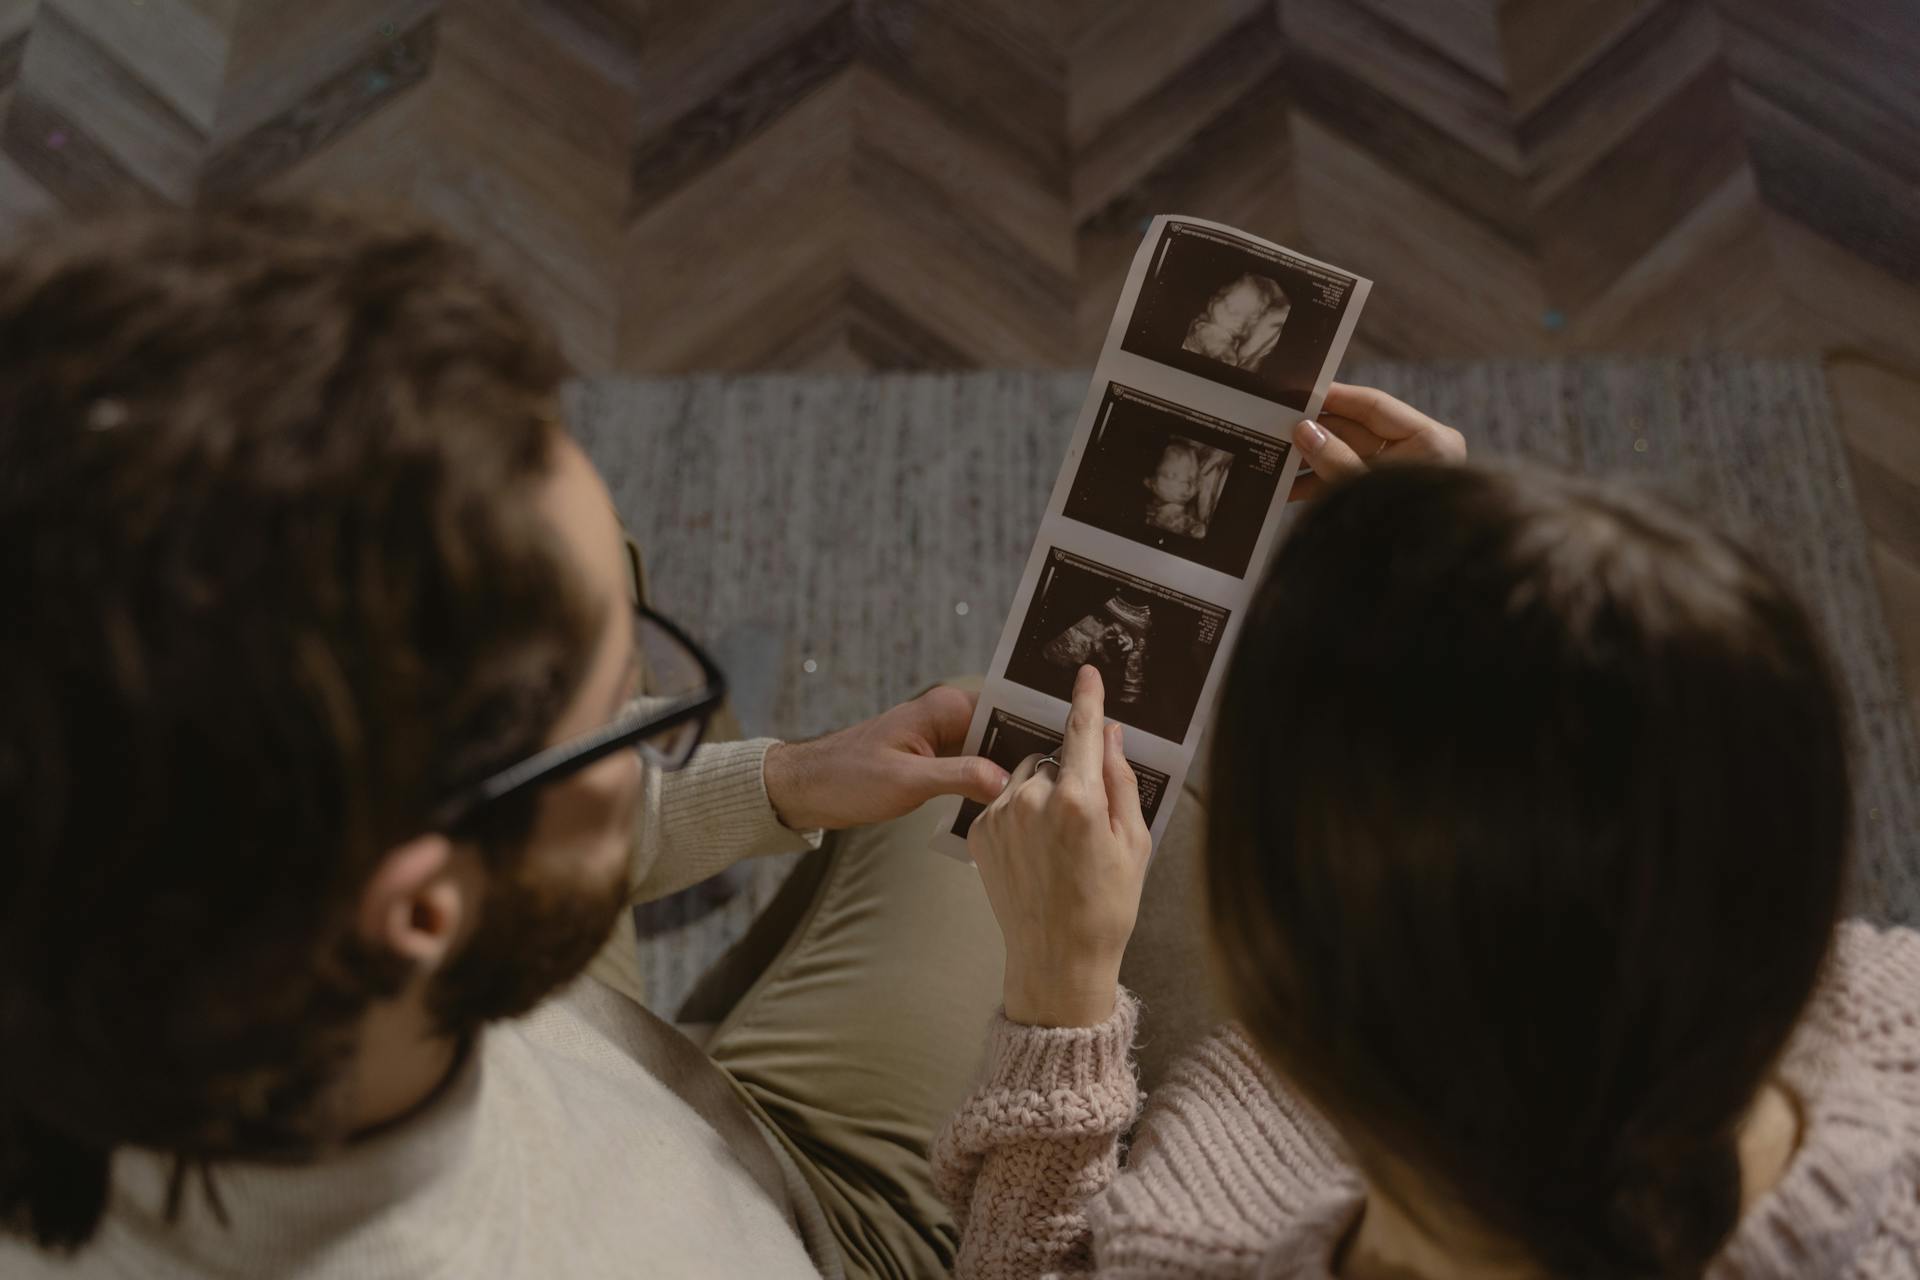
0;202;599;1248
1207;464;1850;1279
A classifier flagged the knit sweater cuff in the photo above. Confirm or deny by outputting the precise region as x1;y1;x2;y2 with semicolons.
638;739;823;900
970;990;1141;1137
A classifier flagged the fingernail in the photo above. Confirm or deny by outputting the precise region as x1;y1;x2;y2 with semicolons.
1299;420;1329;451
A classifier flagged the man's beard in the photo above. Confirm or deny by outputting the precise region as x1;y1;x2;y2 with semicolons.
195;849;630;1157
424;848;631;1037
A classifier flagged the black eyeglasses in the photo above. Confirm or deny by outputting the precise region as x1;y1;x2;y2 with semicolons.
434;553;726;832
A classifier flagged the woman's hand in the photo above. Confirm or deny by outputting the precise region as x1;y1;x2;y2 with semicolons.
1289;382;1467;502
967;665;1153;1027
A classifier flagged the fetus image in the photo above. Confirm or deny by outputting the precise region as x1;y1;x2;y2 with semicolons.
1180;274;1292;372
1143;438;1231;539
1041;594;1152;705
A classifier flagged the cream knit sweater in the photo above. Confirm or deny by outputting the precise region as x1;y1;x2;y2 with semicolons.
2;739;834;1280
934;921;1920;1279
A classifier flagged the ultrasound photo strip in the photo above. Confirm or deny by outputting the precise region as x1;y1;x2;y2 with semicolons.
1003;547;1229;747
1063;382;1288;580
1119;220;1369;416
929;215;1370;861
949;707;1171;840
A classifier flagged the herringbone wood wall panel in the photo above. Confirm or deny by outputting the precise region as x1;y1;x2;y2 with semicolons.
1;0;1917;720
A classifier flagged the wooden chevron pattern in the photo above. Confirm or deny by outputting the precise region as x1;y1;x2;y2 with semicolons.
1;0;1917;721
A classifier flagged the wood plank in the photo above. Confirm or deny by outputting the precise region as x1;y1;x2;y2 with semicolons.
1;88;163;208
264;64;434;201
411;4;634;373
47;0;229;131
1285;37;1534;244
741;281;866;371
1498;0;1660;116
782;329;870;374
1827;358;1920;483
952;0;1096;58
851;75;1076;365
1516;0;1722;205
851;62;1075;369
552;0;840;139
1564;165;1797;353
1064;0;1262;150
1712;0;1920;141
0;28;26;92
275;0;640;373
0;0;41;37
1074;66;1295;362
1346;0;1506;90
630;5;852;217
218;0;437;148
177;0;236;30
201;14;435;196
0;142;55;238
1733;84;1920;289
1290;112;1552;358
854;64;1073;286
1767;214;1920;374
1827;357;1920;496
844;277;979;369
619;71;851;371
1847;446;1920;571
432;0;631;180
855;0;1066;183
1284;0;1521;171
0;0;1913;404
1067;4;1281;222
1534;59;1746;312
1718;16;1920;190
9;5;204;202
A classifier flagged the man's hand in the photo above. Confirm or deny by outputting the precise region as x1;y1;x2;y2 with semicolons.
967;666;1152;1028
762;685;1009;832
1289;382;1467;502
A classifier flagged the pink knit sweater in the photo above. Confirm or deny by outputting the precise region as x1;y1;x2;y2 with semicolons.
933;921;1920;1279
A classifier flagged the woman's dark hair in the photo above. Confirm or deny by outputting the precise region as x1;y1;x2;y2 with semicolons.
0;202;599;1249
1207;464;1850;1279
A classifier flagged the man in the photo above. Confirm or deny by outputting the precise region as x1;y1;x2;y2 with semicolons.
0;199;1448;1279
0;202;1019;1278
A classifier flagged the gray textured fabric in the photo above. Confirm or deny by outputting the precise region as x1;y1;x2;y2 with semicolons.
568;361;1920;1011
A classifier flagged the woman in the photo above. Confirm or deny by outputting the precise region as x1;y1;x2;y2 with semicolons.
935;387;1920;1279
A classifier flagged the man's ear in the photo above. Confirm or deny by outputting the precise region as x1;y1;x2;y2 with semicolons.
358;834;469;969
